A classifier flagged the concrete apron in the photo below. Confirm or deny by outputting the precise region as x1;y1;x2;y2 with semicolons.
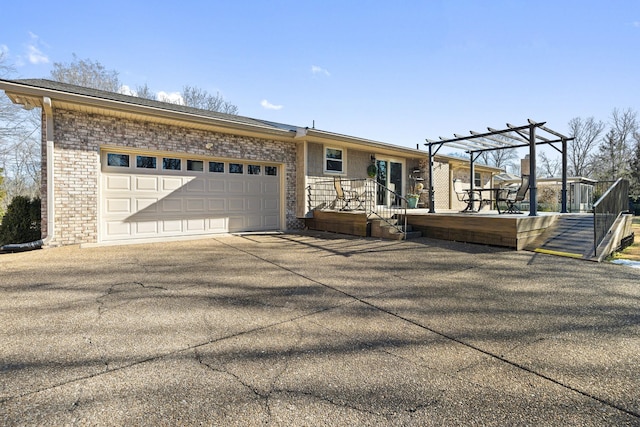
1;232;639;425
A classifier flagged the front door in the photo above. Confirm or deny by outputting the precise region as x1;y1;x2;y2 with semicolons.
376;159;403;206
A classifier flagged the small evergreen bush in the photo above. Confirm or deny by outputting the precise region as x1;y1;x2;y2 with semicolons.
0;196;41;246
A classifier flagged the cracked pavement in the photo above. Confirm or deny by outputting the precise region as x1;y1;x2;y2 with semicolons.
1;231;639;426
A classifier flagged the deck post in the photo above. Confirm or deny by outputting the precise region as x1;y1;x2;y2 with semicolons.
529;124;537;216
428;143;436;213
561;137;568;213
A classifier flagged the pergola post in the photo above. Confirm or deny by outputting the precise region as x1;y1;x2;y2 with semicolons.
528;124;537;216
428;143;436;213
561;138;568;213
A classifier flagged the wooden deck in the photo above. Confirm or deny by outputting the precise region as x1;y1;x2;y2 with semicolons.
405;210;558;250
305;209;561;250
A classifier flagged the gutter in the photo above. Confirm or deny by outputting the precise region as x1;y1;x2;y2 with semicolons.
0;96;54;253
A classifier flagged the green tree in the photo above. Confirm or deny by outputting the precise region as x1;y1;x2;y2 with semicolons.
0;196;41;245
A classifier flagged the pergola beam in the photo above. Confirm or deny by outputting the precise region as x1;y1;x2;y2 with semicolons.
424;120;572;215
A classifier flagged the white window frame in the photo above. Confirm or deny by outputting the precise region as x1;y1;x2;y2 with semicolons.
324;146;345;174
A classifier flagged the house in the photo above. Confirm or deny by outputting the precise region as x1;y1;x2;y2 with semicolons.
0;78;498;247
495;173;596;213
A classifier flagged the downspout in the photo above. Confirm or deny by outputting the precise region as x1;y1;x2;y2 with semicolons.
0;96;54;253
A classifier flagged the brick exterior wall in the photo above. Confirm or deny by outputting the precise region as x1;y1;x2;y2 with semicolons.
45;109;302;246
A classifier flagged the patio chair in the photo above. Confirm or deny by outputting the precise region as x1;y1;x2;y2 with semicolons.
453;179;479;212
497;174;529;214
333;177;363;211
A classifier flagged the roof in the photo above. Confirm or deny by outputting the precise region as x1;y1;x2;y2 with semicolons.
0;78;426;158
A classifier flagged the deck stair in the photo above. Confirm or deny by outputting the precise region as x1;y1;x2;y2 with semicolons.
370;218;422;240
524;214;595;259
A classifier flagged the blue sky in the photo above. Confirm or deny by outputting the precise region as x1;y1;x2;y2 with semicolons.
2;1;639;156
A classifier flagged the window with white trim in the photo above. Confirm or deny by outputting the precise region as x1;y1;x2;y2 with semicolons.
325;147;344;173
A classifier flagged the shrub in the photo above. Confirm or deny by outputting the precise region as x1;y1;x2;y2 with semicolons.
0;196;41;245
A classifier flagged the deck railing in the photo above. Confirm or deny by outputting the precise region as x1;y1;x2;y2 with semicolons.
306;178;408;237
593;178;629;256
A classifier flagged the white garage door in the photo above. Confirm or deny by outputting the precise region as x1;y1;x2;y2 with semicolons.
100;151;281;243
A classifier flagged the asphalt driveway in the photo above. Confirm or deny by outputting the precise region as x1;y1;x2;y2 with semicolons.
1;232;639;426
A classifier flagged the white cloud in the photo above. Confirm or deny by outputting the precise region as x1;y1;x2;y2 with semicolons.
26;32;49;64
311;65;330;76
157;91;184;105
119;85;135;96
261;99;283;110
0;44;8;55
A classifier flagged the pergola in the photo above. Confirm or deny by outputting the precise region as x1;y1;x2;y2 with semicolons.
425;119;574;215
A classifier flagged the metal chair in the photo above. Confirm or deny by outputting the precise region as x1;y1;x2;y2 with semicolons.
453;179;479;212
333;177;363;210
497;174;529;214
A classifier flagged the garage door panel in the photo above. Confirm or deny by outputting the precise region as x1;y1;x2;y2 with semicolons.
208;217;227;231
228;216;244;231
136;221;158;234
101;162;281;242
162;198;183;212
247;180;261;193
264;215;279;228
247;198;261;213
227;181;244;193
264;198;278;210
162;177;183;191
106;198;131;214
162;220;183;233
186;198;205;212
228;198;244;211
136;198;158;212
185;178;205;192
208;180;225;192
136;176;158;191
105;221;131;236
208;199;225;211
263;181;278;193
106;175;131;191
186;218;206;231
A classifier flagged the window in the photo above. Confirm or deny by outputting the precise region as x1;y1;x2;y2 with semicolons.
474;172;482;188
209;161;224;173
248;165;261;175
229;163;243;174
265;166;278;176
325;147;344;173
107;153;129;167
137;155;157;169
163;157;181;170
187;160;204;172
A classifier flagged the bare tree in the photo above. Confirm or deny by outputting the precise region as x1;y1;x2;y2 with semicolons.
134;83;156;100
592;108;638;181
50;54;120;91
567;116;605;176
538;151;561;177
181;85;239;115
0;52;41;209
629;131;640;197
